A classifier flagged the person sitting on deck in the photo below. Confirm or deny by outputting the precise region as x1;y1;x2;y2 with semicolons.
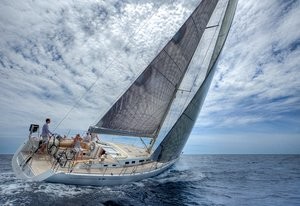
72;134;83;160
91;133;99;142
83;132;91;143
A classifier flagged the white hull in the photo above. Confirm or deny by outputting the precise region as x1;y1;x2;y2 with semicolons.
45;160;175;186
12;138;176;186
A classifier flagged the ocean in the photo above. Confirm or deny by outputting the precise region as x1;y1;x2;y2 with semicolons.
0;154;299;206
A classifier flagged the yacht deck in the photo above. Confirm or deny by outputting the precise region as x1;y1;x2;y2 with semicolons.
20;141;162;177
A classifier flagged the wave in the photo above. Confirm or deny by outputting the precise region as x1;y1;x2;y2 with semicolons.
1;155;300;206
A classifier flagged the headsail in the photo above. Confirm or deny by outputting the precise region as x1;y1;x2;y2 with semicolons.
89;0;219;137
152;0;238;162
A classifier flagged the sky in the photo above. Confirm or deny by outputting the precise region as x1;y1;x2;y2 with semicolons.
0;0;299;154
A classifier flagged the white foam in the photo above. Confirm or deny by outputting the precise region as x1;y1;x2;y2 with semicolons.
0;182;32;196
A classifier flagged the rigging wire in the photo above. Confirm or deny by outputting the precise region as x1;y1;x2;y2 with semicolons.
90;1;179;127
53;2;165;132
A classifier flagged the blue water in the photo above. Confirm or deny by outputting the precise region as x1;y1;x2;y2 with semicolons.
0;154;299;206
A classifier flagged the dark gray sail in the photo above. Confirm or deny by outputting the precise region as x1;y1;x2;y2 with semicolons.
90;0;219;137
152;0;238;162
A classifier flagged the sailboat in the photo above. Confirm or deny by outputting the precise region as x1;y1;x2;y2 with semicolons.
12;0;237;186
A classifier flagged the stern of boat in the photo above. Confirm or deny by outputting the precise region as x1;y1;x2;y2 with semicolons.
12;124;55;181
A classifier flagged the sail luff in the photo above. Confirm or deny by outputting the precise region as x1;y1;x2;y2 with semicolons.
92;0;219;137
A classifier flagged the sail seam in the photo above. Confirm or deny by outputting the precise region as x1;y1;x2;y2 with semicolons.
162;48;183;73
182;112;194;121
191;17;201;35
152;65;176;87
206;24;219;29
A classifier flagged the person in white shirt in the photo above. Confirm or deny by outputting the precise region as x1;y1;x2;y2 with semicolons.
91;133;99;142
83;132;91;143
72;134;83;160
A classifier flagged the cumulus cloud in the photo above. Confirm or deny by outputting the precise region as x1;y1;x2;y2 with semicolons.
196;0;300;128
0;0;299;155
0;0;199;135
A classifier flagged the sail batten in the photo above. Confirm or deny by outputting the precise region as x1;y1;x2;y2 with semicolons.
93;0;219;137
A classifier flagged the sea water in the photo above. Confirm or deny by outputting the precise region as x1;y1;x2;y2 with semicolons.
0;154;299;206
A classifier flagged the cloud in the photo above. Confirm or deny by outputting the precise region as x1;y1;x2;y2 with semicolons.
196;0;300;128
0;0;199;134
184;132;300;154
0;0;299;154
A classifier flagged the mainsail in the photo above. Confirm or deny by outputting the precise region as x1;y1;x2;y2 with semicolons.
90;0;219;137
